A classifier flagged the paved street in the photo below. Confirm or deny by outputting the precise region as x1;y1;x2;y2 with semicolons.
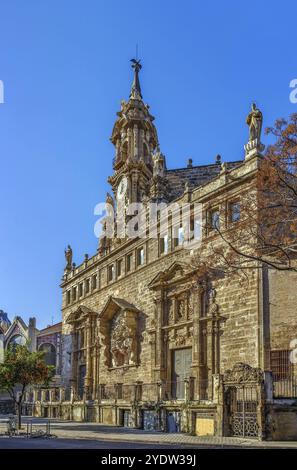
0;436;196;449
0;416;296;449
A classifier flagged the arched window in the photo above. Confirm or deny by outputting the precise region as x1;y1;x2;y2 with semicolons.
8;334;26;349
39;343;56;368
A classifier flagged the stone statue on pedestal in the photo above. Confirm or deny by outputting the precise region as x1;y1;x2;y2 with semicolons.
244;103;265;158
64;245;72;271
246;103;263;142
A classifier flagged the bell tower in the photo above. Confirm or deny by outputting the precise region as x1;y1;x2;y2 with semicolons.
108;59;160;205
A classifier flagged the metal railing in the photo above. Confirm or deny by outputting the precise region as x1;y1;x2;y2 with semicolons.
26;419;53;438
272;375;297;398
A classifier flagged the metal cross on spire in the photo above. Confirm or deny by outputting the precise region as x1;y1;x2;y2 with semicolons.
130;58;142;100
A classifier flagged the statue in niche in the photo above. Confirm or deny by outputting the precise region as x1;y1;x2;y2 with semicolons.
176;297;187;321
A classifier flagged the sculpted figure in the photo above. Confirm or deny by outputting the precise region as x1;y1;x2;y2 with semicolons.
64;245;72;270
246;103;263;142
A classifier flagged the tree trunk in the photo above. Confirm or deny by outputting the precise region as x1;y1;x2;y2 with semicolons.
16;401;22;430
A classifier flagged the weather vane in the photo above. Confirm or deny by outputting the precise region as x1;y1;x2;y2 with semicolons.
130;58;142;72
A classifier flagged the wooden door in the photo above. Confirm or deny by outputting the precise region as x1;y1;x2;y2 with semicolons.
172;348;192;399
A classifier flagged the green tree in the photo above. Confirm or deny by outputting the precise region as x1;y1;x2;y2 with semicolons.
0;344;54;429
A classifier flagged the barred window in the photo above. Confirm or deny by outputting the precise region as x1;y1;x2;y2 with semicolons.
270;350;292;380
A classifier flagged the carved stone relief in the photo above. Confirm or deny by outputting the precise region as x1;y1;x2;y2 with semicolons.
110;310;138;367
224;362;264;384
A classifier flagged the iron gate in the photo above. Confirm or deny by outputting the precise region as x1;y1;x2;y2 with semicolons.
227;385;259;438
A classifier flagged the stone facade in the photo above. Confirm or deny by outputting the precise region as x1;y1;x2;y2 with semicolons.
32;62;297;440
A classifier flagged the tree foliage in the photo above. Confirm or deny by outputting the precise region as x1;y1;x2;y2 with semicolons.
195;113;297;276
0;344;54;428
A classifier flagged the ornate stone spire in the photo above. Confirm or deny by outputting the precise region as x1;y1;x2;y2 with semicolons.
109;59;160;205
130;59;142;100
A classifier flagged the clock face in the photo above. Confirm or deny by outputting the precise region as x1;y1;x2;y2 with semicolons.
117;176;128;200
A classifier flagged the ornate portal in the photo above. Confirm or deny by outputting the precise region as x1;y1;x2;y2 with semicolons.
99;297;140;369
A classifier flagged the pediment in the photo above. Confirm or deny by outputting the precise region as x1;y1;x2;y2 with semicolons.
67;305;97;324
99;297;140;368
99;296;139;321
148;261;195;290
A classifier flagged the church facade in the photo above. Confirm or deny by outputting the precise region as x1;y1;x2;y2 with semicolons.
32;62;297;440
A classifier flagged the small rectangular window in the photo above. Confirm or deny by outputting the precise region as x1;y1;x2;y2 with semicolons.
72;286;77;302
108;264;115;281
126;253;133;272
270;350;292;380
230;201;241;223
117;383;123;399
66;290;71;305
210;209;220;230
137;247;144;266
117;259;123;277
174;226;184;247
160;234;169;254
78;283;83;298
178;226;184;245
92;274;98;290
85;279;90;294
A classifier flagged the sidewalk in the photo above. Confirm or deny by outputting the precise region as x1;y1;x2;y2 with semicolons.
16;418;297;448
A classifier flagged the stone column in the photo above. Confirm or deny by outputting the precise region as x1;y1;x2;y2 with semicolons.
84;318;92;399
92;348;98;400
191;285;202;399
206;323;214;400
50;389;55;403
70;385;75;403
70;331;78;398
153;292;166;383
157;380;163;402
184;378;190;403
213;323;220;375
60;388;65;403
133;124;139;159
33;389;38;403
131;170;139;203
214;374;224;436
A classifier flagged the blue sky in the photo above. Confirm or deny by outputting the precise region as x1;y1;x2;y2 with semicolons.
0;0;296;328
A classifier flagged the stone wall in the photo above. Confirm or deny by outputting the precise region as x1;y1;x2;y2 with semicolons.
268;268;297;351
